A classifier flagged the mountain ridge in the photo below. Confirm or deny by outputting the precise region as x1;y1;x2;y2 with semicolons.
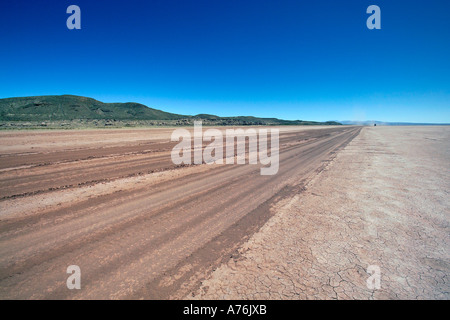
0;95;341;126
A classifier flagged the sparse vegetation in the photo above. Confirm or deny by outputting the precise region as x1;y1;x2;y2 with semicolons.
0;95;341;129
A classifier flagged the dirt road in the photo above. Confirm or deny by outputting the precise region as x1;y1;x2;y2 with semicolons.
0;126;360;299
190;126;450;300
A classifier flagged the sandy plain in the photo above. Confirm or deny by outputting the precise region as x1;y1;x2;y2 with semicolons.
0;125;359;299
1;126;447;299
189;126;450;300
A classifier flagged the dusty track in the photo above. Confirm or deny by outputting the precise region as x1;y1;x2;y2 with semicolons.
0;126;360;299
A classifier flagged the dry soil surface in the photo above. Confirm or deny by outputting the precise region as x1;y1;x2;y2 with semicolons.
188;126;450;300
0;125;360;299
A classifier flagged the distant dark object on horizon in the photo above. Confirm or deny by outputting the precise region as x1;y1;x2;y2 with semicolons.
339;120;450;126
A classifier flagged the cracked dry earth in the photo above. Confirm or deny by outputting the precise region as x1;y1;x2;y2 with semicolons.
188;127;450;300
0;126;360;299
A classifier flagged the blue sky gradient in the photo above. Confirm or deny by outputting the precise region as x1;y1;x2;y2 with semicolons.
0;0;449;122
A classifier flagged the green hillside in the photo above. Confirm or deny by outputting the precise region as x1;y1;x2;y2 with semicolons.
0;95;186;121
0;95;341;126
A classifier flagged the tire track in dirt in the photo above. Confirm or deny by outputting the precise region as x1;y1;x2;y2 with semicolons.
0;126;360;299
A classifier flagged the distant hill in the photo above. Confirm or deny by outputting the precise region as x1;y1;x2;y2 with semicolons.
0;95;186;121
0;95;341;126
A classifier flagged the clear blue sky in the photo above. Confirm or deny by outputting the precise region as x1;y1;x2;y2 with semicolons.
0;0;449;122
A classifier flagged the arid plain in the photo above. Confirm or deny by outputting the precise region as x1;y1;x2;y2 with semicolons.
0;125;448;299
